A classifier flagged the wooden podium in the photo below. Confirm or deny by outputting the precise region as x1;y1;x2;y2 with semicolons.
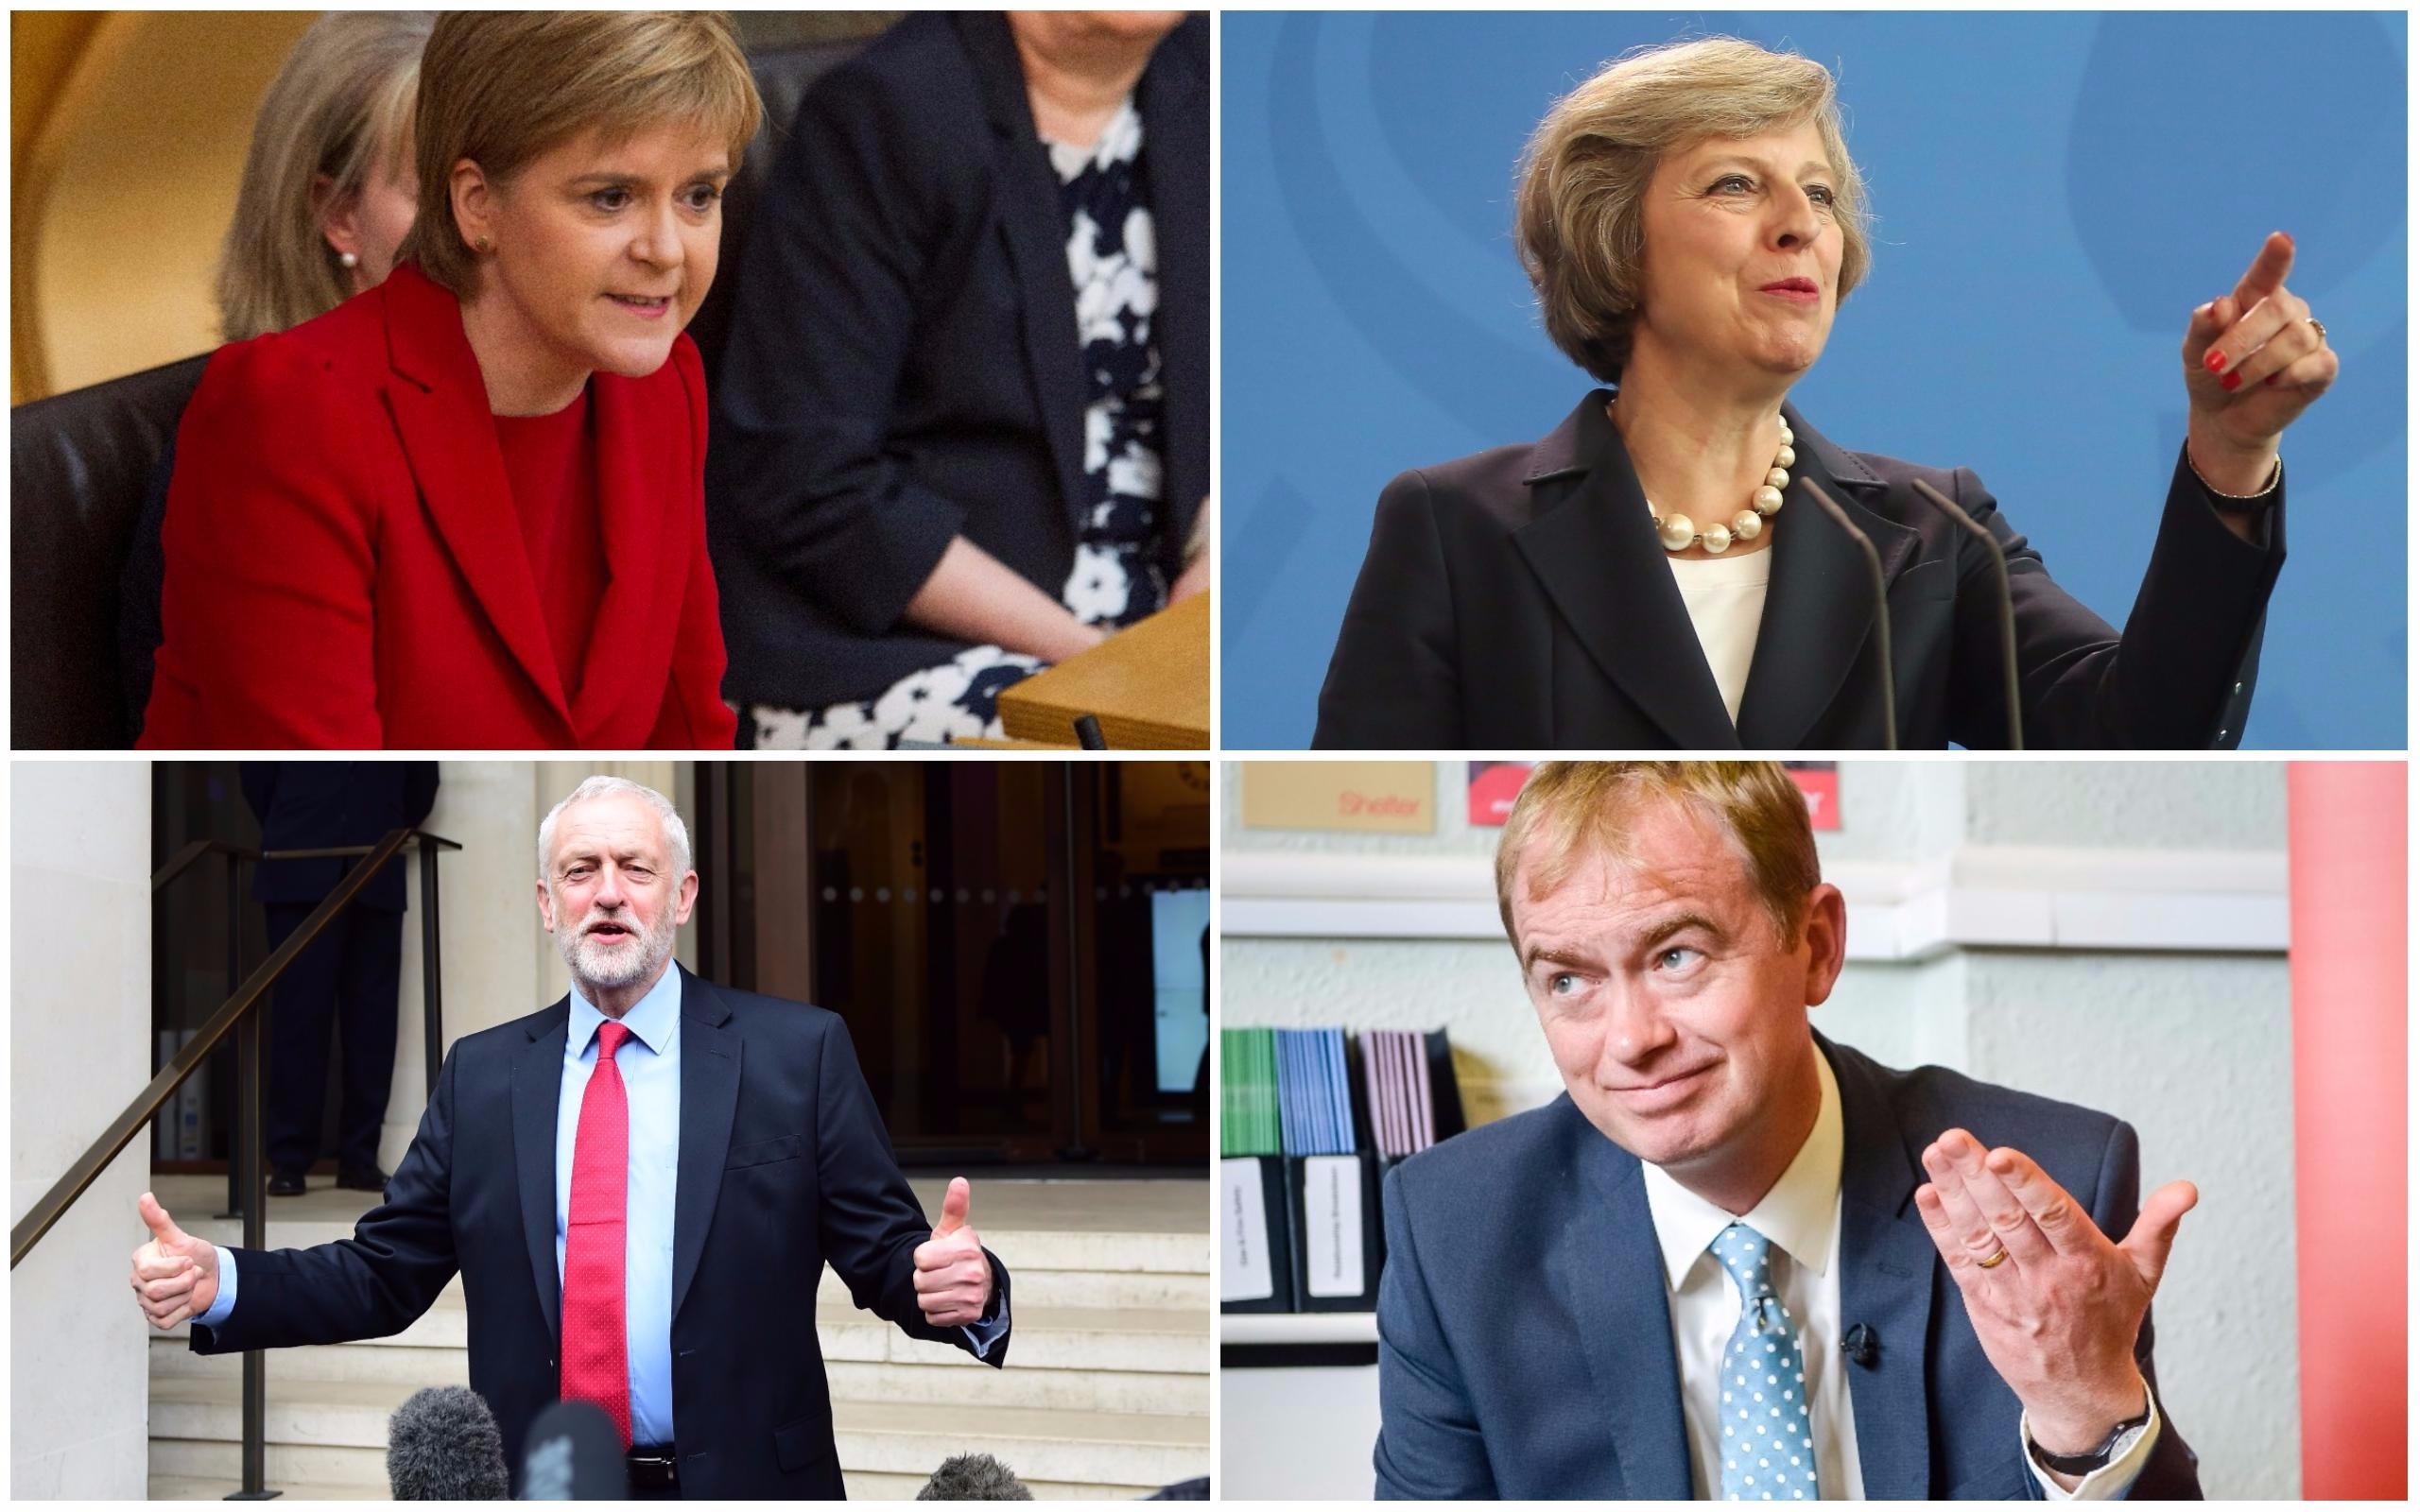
982;593;1209;749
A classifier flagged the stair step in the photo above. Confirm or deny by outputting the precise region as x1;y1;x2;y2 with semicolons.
816;1304;1207;1374
845;1469;1160;1499
150;1379;1205;1490
149;1474;375;1501
152;1340;1204;1417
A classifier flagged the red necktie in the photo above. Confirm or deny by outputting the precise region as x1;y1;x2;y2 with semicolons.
561;1020;633;1447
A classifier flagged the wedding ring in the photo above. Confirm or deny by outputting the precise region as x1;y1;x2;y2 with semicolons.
2308;318;2327;343
1977;1247;2011;1270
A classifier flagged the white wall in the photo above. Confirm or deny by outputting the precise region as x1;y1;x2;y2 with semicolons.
10;764;152;1498
1221;760;2297;1498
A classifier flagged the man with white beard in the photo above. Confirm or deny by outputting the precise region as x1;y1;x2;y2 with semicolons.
130;776;1011;1498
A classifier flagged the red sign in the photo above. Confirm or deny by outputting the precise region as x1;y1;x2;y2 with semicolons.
1467;762;1841;830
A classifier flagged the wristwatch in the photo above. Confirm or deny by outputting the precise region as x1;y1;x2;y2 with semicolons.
2030;1402;2154;1476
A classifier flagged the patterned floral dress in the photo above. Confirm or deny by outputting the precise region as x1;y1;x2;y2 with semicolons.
748;98;1168;748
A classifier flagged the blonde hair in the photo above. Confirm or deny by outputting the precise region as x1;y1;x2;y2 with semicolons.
399;11;763;299
215;11;433;343
1513;36;1874;384
1495;762;1821;946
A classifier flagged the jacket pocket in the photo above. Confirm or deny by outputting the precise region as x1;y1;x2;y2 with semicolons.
773;1407;837;1473
725;1135;802;1170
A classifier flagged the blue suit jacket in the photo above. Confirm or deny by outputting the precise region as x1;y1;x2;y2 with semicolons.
1374;1033;2200;1500
191;969;1011;1497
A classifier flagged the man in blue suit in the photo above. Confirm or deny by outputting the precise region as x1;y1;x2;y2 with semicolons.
1375;762;2202;1500
132;776;1010;1498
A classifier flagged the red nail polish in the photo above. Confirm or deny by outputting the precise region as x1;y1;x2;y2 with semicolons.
2204;349;2227;373
2221;370;2242;391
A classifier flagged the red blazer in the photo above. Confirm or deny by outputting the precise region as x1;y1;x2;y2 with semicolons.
140;262;737;749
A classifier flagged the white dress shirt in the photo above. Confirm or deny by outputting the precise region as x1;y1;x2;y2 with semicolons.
1639;1047;2160;1500
1666;545;1772;724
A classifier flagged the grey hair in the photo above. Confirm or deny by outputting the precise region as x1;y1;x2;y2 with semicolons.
537;776;693;880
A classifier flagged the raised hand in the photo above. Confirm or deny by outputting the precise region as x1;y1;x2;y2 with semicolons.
130;1191;220;1330
1912;1130;2195;1460
912;1177;994;1328
2183;232;2337;473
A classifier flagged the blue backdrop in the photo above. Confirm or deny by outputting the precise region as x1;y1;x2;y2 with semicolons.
1219;11;2407;749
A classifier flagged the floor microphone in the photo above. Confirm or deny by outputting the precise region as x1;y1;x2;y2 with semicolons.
1909;477;2024;749
1794;477;1898;749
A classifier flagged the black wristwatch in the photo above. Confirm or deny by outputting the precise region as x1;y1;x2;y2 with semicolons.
2031;1403;2154;1476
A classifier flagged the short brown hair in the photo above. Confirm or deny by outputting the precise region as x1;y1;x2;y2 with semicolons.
398;11;763;298
1513;36;1874;384
216;11;433;342
1495;762;1822;946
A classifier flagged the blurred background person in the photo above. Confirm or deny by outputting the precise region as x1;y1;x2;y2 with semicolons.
119;9;434;738
242;761;440;1197
709;11;1209;748
138;11;758;749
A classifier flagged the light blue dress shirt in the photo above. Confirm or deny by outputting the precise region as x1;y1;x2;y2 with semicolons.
199;965;1007;1443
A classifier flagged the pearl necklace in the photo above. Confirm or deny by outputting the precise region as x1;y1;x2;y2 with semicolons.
1646;416;1794;556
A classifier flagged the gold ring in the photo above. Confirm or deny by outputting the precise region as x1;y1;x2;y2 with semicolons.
1977;1247;2010;1269
2309;318;2327;344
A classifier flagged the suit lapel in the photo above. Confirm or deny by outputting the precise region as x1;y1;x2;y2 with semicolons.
671;969;740;1323
512;1002;571;1344
1512;394;1740;747
567;370;679;736
1734;405;1921;747
1823;1035;1938;1500
379;263;573;729
960;12;1089;533
1549;1108;1695;1499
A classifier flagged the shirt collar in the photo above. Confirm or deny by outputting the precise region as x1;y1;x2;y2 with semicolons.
1640;1043;1843;1290
566;963;683;1058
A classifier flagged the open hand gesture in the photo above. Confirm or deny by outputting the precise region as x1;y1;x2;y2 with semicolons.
912;1177;994;1328
1913;1129;2195;1457
2184;232;2337;465
130;1192;219;1330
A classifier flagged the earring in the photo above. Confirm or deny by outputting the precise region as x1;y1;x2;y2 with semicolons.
338;250;359;269
475;236;493;253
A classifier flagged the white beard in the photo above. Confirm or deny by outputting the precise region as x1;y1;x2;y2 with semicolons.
558;905;677;998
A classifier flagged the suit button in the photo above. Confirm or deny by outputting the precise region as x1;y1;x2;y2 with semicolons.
2233;682;2244;695
2218;729;2229;741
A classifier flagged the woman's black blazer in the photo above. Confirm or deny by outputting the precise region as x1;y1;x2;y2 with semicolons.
707;11;1209;713
1313;391;2285;750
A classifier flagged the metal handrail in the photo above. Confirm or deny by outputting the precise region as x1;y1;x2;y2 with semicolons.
10;826;458;1268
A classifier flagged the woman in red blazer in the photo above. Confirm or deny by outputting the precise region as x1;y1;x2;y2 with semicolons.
141;12;759;749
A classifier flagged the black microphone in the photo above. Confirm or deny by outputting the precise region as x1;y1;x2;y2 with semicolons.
1841;1323;1879;1368
1073;713;1109;749
918;1452;1034;1499
1794;476;1898;749
1907;477;2025;749
388;1384;510;1500
518;1399;627;1500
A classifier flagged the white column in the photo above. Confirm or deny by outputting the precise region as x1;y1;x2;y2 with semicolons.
9;763;151;1498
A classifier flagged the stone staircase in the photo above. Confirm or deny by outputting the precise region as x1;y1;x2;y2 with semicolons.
146;1174;1208;1499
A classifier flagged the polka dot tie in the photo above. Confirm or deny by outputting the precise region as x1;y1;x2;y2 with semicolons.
1711;1221;1820;1503
561;1021;632;1447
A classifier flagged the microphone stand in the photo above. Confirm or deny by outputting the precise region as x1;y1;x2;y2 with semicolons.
1908;478;2025;750
1795;476;1898;750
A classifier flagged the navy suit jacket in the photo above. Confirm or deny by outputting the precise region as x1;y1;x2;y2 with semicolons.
1374;1033;2200;1500
1315;391;2283;750
190;969;1011;1498
239;761;438;914
708;11;1210;712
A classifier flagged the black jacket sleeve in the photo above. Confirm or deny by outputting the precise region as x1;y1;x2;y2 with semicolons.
1949;444;2282;750
191;1041;462;1353
1314;470;1467;748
